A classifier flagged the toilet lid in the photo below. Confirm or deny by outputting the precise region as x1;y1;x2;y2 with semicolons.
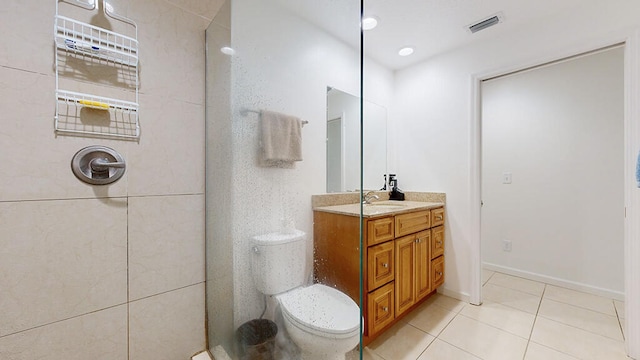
278;284;360;336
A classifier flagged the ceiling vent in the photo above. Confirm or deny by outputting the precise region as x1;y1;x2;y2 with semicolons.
468;12;504;34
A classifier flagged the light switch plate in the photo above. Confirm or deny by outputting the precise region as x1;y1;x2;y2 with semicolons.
502;172;512;184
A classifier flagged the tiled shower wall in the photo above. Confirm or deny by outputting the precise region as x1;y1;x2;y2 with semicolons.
0;1;222;359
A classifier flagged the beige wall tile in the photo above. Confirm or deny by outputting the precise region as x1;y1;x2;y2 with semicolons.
127;94;205;196
128;194;205;300
0;1;56;74
127;0;209;104
0;198;127;336
0;67;129;201
166;0;226;22
129;284;206;360
0;305;127;360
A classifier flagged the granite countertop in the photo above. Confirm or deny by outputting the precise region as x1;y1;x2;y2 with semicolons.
313;200;445;218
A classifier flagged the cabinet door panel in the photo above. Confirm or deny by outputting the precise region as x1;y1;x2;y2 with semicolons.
368;241;394;290
395;235;416;316
415;230;431;301
368;217;394;246
431;207;445;227
431;255;445;289
395;210;430;237
431;225;445;259
368;282;395;335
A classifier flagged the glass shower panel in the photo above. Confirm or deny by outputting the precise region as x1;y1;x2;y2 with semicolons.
205;0;363;358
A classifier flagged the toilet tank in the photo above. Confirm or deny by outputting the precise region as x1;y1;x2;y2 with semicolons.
251;229;306;295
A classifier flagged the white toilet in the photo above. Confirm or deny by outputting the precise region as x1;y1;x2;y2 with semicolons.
251;229;361;360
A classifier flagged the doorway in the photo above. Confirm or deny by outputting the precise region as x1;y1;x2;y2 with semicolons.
480;46;624;299
469;41;640;358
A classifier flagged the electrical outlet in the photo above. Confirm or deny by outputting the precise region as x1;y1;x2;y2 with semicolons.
502;172;512;184
502;239;512;252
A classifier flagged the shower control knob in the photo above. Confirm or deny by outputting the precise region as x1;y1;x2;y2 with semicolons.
71;145;126;185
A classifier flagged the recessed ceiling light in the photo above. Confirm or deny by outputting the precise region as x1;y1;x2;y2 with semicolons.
398;47;414;56
220;46;235;55
362;17;378;31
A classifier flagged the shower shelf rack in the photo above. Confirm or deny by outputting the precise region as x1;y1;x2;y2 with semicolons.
54;4;140;140
55;15;138;66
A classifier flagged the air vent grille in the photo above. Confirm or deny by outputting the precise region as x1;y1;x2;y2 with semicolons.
469;15;501;33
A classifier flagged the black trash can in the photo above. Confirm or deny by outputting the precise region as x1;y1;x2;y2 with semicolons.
236;319;278;360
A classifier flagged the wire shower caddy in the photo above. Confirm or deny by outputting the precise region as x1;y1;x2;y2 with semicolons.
54;0;140;140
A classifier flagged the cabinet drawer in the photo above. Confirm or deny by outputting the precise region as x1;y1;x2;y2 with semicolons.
431;225;445;259
431;207;445;227
395;210;430;237
367;282;395;335
367;217;394;246
368;241;394;290
431;255;445;289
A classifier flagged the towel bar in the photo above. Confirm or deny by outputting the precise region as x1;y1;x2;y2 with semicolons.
240;108;308;126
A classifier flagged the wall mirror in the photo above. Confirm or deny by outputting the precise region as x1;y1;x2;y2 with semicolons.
326;87;387;193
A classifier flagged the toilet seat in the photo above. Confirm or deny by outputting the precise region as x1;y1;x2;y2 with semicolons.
277;284;360;339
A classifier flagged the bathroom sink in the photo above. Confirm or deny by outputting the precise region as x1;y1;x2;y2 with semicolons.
363;201;407;214
365;202;406;208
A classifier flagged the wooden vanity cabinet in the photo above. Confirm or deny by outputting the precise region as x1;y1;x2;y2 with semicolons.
313;206;445;345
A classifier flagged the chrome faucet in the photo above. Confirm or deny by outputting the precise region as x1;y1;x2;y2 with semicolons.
362;191;380;204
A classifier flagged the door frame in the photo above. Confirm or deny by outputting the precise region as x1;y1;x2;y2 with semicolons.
469;33;640;358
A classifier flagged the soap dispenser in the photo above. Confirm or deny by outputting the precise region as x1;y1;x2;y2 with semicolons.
388;174;405;201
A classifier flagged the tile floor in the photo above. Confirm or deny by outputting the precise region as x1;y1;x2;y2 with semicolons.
350;270;629;360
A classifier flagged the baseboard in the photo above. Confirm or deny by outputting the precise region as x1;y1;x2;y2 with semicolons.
437;286;471;303
483;262;625;301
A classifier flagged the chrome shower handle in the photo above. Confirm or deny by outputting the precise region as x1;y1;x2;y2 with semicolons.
90;158;126;170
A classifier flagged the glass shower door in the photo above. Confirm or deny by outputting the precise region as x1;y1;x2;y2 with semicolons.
205;0;364;358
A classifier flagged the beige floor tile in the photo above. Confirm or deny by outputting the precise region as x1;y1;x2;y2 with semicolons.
460;300;536;339
417;339;481;360
543;285;616;316
347;347;384;360
487;273;545;296
404;300;457;336
424;293;466;313
482;283;542;314
482;269;495;285
530;317;628;360
524;341;579;360
538;298;623;341
367;321;435;360
614;299;625;319
439;315;528;360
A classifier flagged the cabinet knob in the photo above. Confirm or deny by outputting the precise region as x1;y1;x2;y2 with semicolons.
436;240;443;245
382;263;388;268
437;271;443;276
382;306;388;312
436;215;443;220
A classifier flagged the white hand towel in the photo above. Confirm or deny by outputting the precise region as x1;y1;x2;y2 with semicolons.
260;110;303;167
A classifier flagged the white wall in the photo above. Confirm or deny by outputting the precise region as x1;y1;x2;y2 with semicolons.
481;47;624;295
393;0;640;299
226;0;394;329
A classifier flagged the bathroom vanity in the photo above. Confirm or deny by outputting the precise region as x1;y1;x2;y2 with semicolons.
313;198;445;345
